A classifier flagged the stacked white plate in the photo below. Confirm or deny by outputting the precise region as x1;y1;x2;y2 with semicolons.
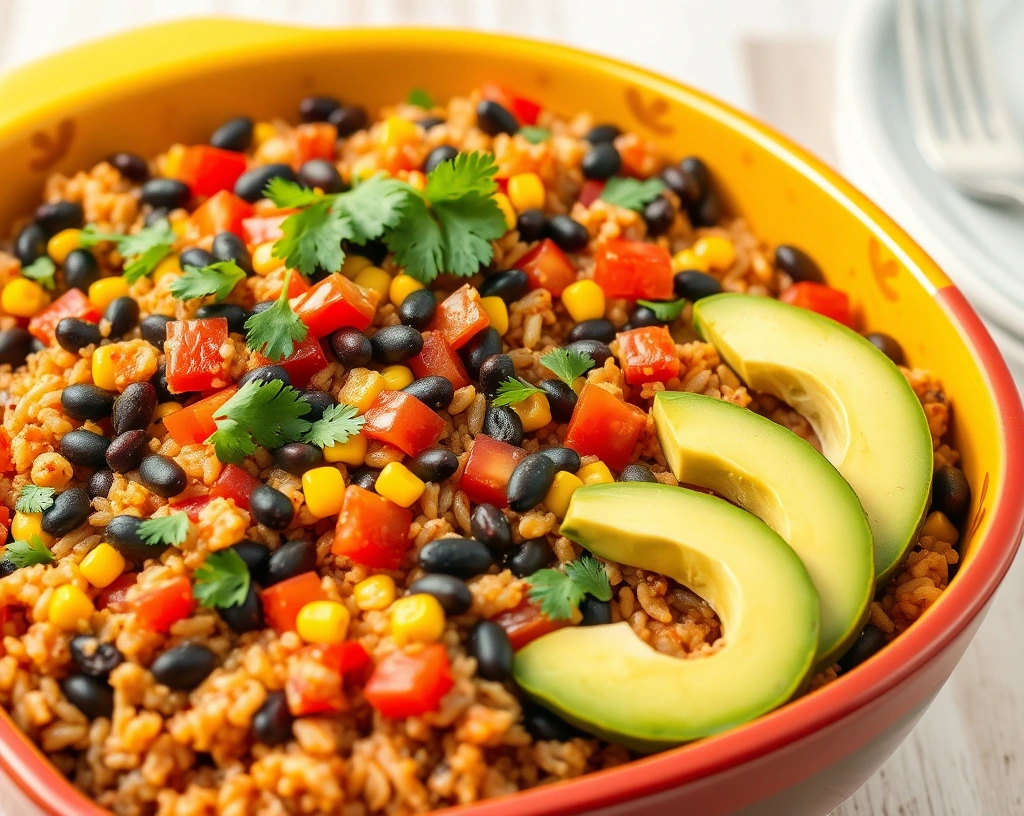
835;0;1024;385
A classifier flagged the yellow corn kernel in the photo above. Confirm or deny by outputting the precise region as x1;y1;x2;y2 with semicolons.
389;274;425;307
921;510;960;545
375;462;425;508
92;345;119;391
340;254;373;280
671;248;710;274
170;219;188;238
560;279;606;322
407;171;427;192
302;466;346;518
353;575;397;611
154;402;182;420
693;236;736;271
507;172;546;212
47;228;81;264
493;193;517;231
353;266;391;301
88;277;130;312
390;594;446;646
511;392;552;432
480;296;509;336
2;278;49;318
79;543;126;589
253;121;277;147
544;471;584;518
48;585;95;631
251;241;284;276
150;254;181;284
11;512;54;546
163;144;186;179
323;432;368;466
378;116;419;148
296;600;351;644
577;461;614;485
381;365;414;391
338;368;385;413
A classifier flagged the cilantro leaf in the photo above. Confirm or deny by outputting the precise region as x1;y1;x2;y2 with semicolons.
563;554;613;601
264;177;322;209
492;377;544;408
538;347;595;387
434;196;506;278
170;260;246;302
385;194;446;283
407;87;434;108
207;379;312;464
193;549;250;609
15;485;55;514
526;554;611;620
599;177;666;211
21;257;56;290
123;244;173;284
81;219;176;284
636;298;687;322
243;270;309;362
272;199;353;278
519;126;551;144
3;536;55;569
337;175;409;245
425;151;499;202
303;402;366;448
116;220;176;258
137;513;191;547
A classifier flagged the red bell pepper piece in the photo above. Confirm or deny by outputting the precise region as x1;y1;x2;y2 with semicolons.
593;239;673;300
615;326;680;385
132;576;195;632
409;331;471;390
176;145;247;198
28;288;101;345
96;573;137;612
253;334;328;388
168;494;212;522
459;434;527;508
492;598;568;650
291;123;338;166
242;211;296;245
780;282;853;328
520;239;577;297
578;179;606;208
291;273;377;336
564;384;647;470
0;506;10;543
164;318;231;393
189;191;253;239
163;387;236;445
286;641;370;716
481;83;541;126
362;390;445;456
429;284;490;350
210;464;260;510
332;486;412;569
363;643;453;718
261;572;328;634
262;266;311;300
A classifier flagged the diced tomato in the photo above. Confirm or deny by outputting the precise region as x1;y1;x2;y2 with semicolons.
242;211;296;245
363;643;453;718
132;576;195;632
0;428;14;474
564;385;648;470
188;191;254;239
520;239;577;297
96;573;137;612
780;282;853;328
459;434;527;508
481;83;542;126
164;318;231;393
168;493;212;522
210;464;260;510
615;138;650;179
0;506;10;542
615;326;680;385
492;598;568;650
261;266;311;300
332;486;412;569
27;288;100;345
579;179;606;208
362;390;446;457
429;284;490;350
409;331;471;390
285;641;371;717
291;273;377;337
163;387;236;445
254;334;328;388
593;239;673;300
291;122;338;166
261;572;328;634
176;145;247;198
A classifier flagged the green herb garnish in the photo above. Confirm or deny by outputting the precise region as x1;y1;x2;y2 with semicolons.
636;298;687;322
15;485;55;514
193;549;250;609
407;88;435;109
599;177;666;211
80;219;176;284
21;257;57;290
242;270;309;362
492;377;544;407
2;536;56;569
303;402;365;448
538;347;596;387
526;554;613;620
519;126;551;144
169;260;246;302
207;379;312;464
137;513;191;547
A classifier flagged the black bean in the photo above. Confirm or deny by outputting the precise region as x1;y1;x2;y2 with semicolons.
864;332;905;366
105;514;164;562
507;454;558;512
933;466;971;521
55;317;101;353
538;446;581;473
470;503;512;555
0;328;33;367
328;328;373;368
252;690;293;745
659;164;702;208
352;239;388;266
108;152;149;182
566;319;614;345
535;381;576;424
144;208;170;227
483;405;524;447
150;364;183;404
139;455;187;498
515;209;546;243
196;303;248;335
618;463;657;483
273;442;324;476
523;703;579;741
140;314;174;347
61;674;114;719
110;381;159;439
151;643;217;691
462;328;502;379
691;187;722;227
265;538;316;585
423;145;459;174
0;557;14;578
231;540;272;584
298;159;345;194
479;269;529;304
141;178;190;210
469;620;513;681
544;215;588;253
629;304;666;328
408;574;473;615
585;124;621;144
674;270;721;301
70;636;124;677
61;383;115;421
88;470;115;500
35;200;84;236
775;244;824;284
61;429;110;468
220;585;265;634
234;163;297;203
418;537;494;579
250;485;295;530
349;466;380;492
476;100;519;136
64;248;100;292
180;246;214;269
249;300;274;317
417;116;446;131
238;365;291;390
396;289;437;331
478;354;516;399
371;325;423;364
328;105;369;136
298;389;336;422
211;231;252;274
210;116;253;152
42;488;91;536
581;144;621;180
14;223;47;266
565;339;612;368
403;376;454;411
504;538;555;577
103;296;140;339
105;430;149;473
837;625;888;673
642;196;675;237
300;95;341;122
407;448;459;483
580;596;612;626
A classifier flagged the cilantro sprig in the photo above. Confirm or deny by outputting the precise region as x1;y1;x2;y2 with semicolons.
526;554;613;621
193;549;250;609
1;536;56;570
636;298;687;322
519;126;551;144
137;513;191;547
207;379;312;464
303;403;365;448
599;177;666;211
15;485;55;514
492;377;544;407
407;88;435;108
538;347;595;387
21;257;57;290
169;260;246;302
80;219;176;284
243;270;309;362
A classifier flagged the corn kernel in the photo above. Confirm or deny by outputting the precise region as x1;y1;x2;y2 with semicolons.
353;575;397;611
251;241;284;276
2;278;49;318
560;279;606;322
390;594;446;645
253;121;277;148
324;432;368;466
389;274;425;307
693;236;736;271
340;254;373;280
494;193;517;231
171;219;188;238
480;296;509;336
92;345;119;391
79;543;126;589
375;462;426;508
302;466;346;518
671;249;710;273
544;471;584;518
163;144;186;179
507;172;546;212
154;402;182;420
378;116;419;148
577;461;614;485
48;585;95;631
338;369;385;413
296;600;351;644
353;266;391;301
88;277;130;312
151;254;182;284
11;512;54;546
47;228;81;265
511;392;552;432
381;365;414;390
921;510;960;545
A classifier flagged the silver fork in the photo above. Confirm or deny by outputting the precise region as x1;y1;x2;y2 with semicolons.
898;0;1024;206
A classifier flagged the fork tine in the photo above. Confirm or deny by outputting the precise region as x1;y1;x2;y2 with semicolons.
918;0;963;141
898;0;947;152
961;0;1016;139
939;0;986;139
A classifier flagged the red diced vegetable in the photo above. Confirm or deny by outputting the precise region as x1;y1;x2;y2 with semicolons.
332;486;412;569
164;318;231;393
292;123;338;166
409;331;471;390
492;598;568;650
459;434;527;508
0;506;11;543
162;387;236;445
96;573;137;612
285;641;368;716
615;326;681;385
132;576;195;632
168;494;212;522
291;273;377;337
241;211;296;245
481;83;541;126
254;334;328;388
564;384;647;470
362;390;445;456
593;239;673;300
261;266;311;300
429;284;490;350
176;145;248;198
780;282;853;327
28;289;101;345
0;428;13;474
363;643;453;718
520;239;577;297
188;191;253;239
210;464;261;510
578;179;606;208
261;572;328;634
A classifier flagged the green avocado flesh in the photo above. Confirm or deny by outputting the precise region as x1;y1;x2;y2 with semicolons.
693;294;933;585
513;482;819;752
653;391;873;666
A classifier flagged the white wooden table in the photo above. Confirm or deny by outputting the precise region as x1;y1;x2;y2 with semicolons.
1;2;1021;814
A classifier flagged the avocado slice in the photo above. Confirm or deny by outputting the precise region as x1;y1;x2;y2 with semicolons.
513;482;819;751
653;392;873;666
693;294;932;584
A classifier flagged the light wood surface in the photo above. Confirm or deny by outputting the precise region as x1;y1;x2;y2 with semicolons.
1;2;1021;814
